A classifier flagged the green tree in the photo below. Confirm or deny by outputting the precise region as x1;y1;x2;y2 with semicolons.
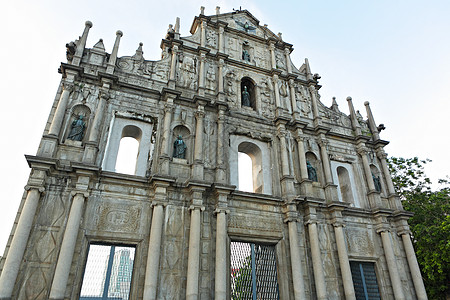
388;157;450;300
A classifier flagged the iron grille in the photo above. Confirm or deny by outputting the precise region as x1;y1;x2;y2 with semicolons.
230;242;279;300
350;261;381;300
79;244;135;300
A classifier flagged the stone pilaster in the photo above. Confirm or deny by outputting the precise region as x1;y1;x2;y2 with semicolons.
169;45;179;87
143;183;169;300
364;101;380;140
218;25;225;53
283;203;306;299
277;125;295;199
159;97;175;174
309;85;321;127
376;149;403;210
83;86;110;164
215;106;226;183
192;103;205;180
376;220;406;300
289;79;298;118
304;203;327;300
346;97;362;136
198;52;206;96
358;145;382;208
269;42;276;69
49;188;89;299
0;184;44;298
284;48;292;74
48;81;74;138
272;74;281;108
329;205;356;300
186;187;205;300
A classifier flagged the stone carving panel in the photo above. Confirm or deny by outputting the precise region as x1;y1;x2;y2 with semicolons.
94;203;141;233
228;214;282;233
346;228;375;256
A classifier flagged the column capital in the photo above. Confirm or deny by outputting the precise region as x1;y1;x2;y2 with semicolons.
189;204;205;212
214;208;230;215
164;103;174;113
375;223;390;234
284;47;291;55
272;73;279;81
376;149;388;159
24;185;45;193
151;200;168;208
304;219;318;226
317;138;328;148
269;42;275;50
195;108;205;119
62;81;74;92
70;190;89;198
357;145;369;156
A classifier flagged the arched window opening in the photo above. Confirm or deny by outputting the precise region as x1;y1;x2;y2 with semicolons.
113;125;142;175
238;152;253;192
337;166;355;205
238;142;263;193
241;77;256;109
115;137;140;174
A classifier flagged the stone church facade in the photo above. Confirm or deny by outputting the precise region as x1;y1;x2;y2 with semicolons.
0;7;427;300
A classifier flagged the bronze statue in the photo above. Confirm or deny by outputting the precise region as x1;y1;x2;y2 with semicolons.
242;49;250;62
372;173;382;192
242;86;251;107
67;115;86;141
307;161;318;182
173;135;187;159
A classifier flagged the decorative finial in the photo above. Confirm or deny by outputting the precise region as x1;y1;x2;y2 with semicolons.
346;96;352;101
116;30;123;37
216;6;220;15
85;21;93;28
364;101;370;106
278;32;282;40
200;6;205;15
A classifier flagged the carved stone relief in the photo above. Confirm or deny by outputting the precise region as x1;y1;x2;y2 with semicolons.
177;55;198;89
205;64;216;91
346;228;375;256
228;214;282;232
260;78;274;118
94;203;141;233
206;29;217;48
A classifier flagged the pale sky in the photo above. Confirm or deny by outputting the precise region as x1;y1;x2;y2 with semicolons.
1;1;449;252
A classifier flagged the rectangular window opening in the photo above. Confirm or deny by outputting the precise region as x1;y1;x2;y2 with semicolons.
350;261;381;300
230;241;279;300
79;244;136;300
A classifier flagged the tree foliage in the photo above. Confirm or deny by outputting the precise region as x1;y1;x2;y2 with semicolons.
388;157;450;300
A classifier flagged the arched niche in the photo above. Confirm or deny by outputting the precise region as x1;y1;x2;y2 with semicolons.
337;166;355;204
370;164;383;193
115;126;142;175
229;135;272;194
102;116;154;176
305;152;321;184
172;125;191;161
241;77;256;110
63;104;91;143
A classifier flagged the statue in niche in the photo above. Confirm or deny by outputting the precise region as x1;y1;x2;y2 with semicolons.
372;173;382;192
67;115;86;141
242;49;250;62
242;86;251;107
307;161;318;182
173;135;187;159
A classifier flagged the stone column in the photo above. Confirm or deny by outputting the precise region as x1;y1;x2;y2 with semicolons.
0;186;43;298
87;88;109;144
332;216;356;300
49;191;88;299
218;26;225;53
378;228;406;300
307;219;327;300
218;59;224;93
309;85;321;125
318;138;332;184
192;104;205;179
346;97;362;136
269;42;276;69
200;20;206;48
400;232;428;300
198;53;206;96
214;207;228;300
377;150;395;195
295;132;308;181
169;45;178;82
160;100;174;174
143;203;165;300
358;146;376;192
289;79;298;117
48;82;74;137
215;107;226;183
284;204;306;299
285;48;292;73
186;188;204;300
277;130;290;177
106;30;123;74
272;74;281;108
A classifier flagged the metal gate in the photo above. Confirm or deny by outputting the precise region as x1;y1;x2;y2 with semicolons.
230;242;279;300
